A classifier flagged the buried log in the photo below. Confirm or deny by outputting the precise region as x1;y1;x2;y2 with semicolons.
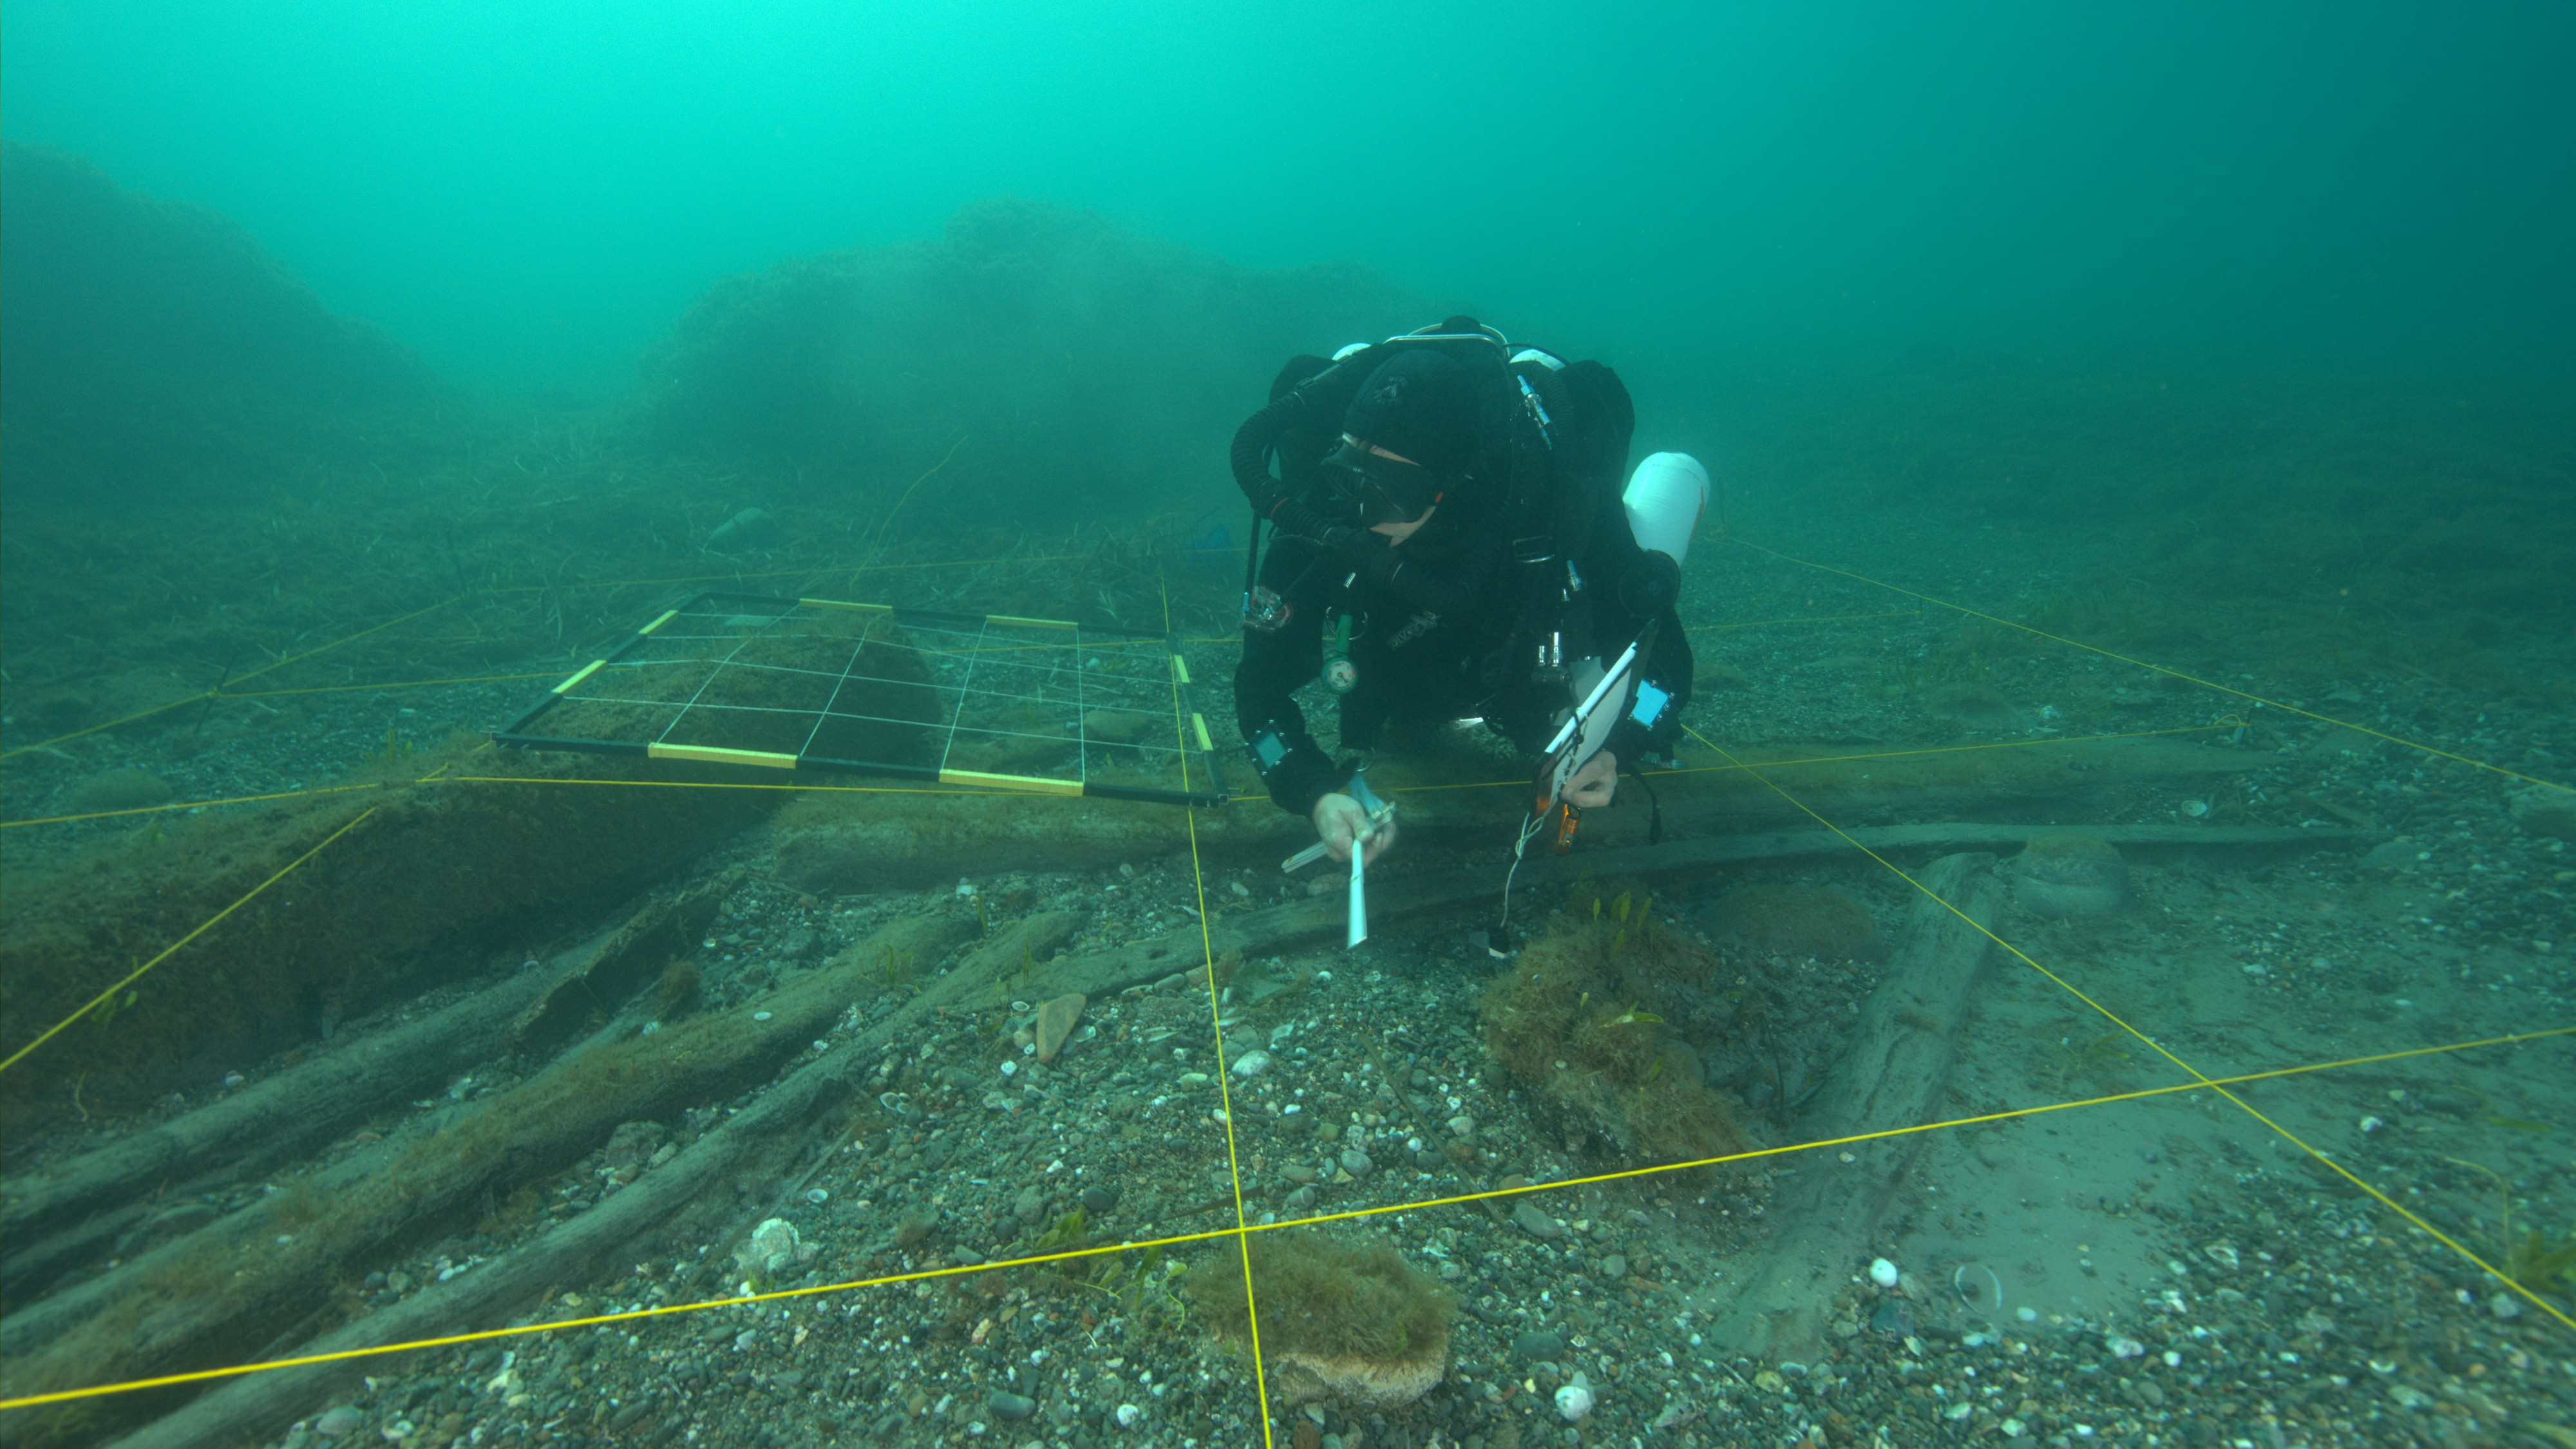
0;909;976;1433
1689;853;2007;1363
58;824;2347;1441
0;880;726;1305
91;911;1229;1446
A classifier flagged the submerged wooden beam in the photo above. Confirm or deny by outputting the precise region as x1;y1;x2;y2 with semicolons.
1690;851;2007;1362
1;883;724;1301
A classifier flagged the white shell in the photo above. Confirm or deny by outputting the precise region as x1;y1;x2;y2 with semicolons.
1869;1257;1901;1289
1553;1381;1596;1422
1115;1403;1142;1428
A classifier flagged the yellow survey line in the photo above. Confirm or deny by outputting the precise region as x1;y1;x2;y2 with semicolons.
1683;723;2575;1329
1687;607;1924;631
1;783;386;831
1164;573;1276;1446
1726;535;2571;795
8;1025;2560;1414
0;594;467;761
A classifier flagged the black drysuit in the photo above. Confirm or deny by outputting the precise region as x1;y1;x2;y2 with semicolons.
1233;357;1694;819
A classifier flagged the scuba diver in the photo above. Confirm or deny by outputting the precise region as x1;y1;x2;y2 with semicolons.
1230;317;1707;870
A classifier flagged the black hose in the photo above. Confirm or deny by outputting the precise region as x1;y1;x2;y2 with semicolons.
1229;391;1307;511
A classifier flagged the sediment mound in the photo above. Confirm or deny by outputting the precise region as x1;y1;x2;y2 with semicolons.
0;144;440;498
642;197;1429;523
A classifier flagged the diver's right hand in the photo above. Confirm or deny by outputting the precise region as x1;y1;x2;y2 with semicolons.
1311;793;1397;866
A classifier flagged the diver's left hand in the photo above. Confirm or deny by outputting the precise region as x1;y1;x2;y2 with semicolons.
1565;751;1618;808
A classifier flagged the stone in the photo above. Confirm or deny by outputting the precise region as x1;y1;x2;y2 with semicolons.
1338;1147;1375;1179
2359;838;2420;872
2510;789;2576;838
987;1390;1037;1421
1079;1184;1120;1214
1013;1186;1046;1225
314;1406;366;1437
1230;1049;1273;1079
1034;993;1086;1063
736;1218;801;1276
1869;1256;1900;1289
1553;1376;1596;1422
2011;835;2129;918
64;766;175;817
706;506;778;551
1512;1330;1566;1360
1512;1202;1564;1240
895;1207;939;1247
1600;1254;1629;1280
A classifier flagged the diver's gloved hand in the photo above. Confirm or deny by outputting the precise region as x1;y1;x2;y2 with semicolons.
1311;791;1397;866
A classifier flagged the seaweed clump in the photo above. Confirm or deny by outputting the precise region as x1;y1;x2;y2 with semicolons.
1480;881;1754;1168
1183;1228;1454;1409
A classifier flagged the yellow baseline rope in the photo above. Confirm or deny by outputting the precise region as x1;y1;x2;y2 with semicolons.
1725;536;2571;795
8;1025;2559;1414
1;783;387;831
1682;723;2575;1328
1162;574;1278;1446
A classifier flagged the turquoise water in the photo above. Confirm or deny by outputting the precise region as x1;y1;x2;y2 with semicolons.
1;6;2570;1448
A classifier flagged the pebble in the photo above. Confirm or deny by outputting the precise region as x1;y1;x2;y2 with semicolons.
314;1406;366;1437
1079;1184;1120;1214
1115;1403;1142;1428
1444;1113;1475;1138
2489;1291;2522;1320
1554;1375;1596;1423
1868;1256;1900;1289
1229;1049;1273;1079
1511;1201;1563;1239
805;1188;829;1205
1338;1146;1375;1179
1512;1330;1566;1360
987;1390;1037;1421
1600;1253;1629;1280
1013;1186;1046;1224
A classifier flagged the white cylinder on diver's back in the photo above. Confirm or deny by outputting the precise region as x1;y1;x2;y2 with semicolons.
1624;451;1709;564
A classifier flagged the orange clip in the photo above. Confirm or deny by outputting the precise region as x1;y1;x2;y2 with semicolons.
1551;802;1582;855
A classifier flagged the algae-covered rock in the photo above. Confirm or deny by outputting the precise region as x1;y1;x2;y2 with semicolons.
62;766;174;816
2011;833;2130;918
1926;683;2018;729
1706;884;1888;963
1184;1228;1452;1410
2509;788;2576;839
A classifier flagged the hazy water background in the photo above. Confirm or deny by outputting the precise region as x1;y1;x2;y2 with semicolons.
7;0;2568;401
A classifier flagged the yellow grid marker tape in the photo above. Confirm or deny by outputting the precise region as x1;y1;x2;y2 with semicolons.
552;659;607;694
937;768;1084;796
647;744;798;769
986;614;1076;631
799;598;893;614
637;609;680;636
1170;654;1191;685
1191;713;1212;752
